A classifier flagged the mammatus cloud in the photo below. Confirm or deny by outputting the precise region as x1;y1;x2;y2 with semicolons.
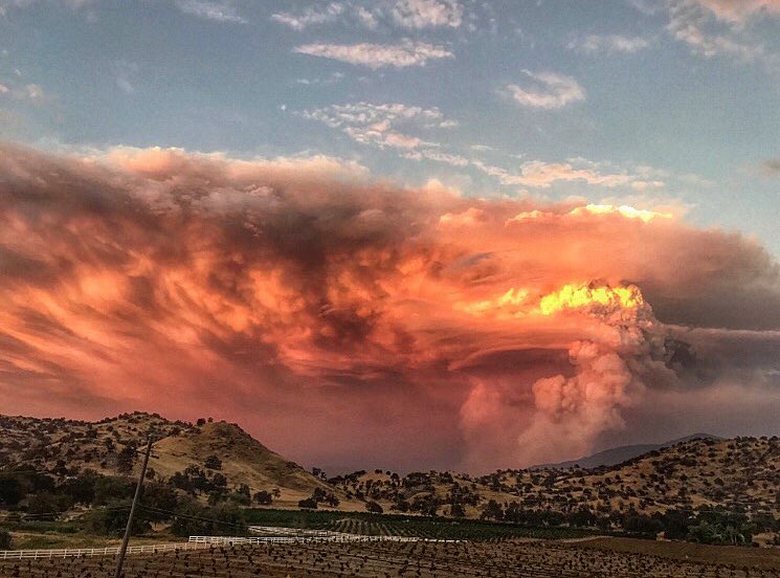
1;144;779;471
294;41;453;69
503;71;586;110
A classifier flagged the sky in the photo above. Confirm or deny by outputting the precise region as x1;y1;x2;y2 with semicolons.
0;0;779;473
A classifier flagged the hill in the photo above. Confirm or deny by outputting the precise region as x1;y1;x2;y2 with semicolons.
0;412;351;509
328;436;780;522
533;433;721;470
1;412;777;531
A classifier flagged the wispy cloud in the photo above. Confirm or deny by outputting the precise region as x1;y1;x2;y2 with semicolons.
271;2;347;31
302;102;455;149
294;41;453;69
0;80;47;102
173;0;246;23
570;34;651;54
663;0;780;68
271;0;462;31
503;71;586;110
113;60;139;94
467;158;664;190
391;0;463;29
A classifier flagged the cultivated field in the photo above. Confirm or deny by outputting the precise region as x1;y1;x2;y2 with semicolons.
2;538;780;578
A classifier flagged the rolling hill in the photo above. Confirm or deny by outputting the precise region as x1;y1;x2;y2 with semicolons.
1;412;777;523
0;412;353;509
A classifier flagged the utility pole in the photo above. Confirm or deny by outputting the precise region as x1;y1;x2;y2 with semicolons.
114;434;153;578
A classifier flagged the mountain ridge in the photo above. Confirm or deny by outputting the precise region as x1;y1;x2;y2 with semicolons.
531;433;722;470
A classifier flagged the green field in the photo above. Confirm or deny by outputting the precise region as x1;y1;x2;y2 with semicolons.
243;508;602;541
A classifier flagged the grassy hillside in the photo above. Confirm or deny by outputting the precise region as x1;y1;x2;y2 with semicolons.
0;412;352;509
329;437;780;523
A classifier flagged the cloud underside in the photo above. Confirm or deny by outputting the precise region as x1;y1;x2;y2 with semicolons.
1;144;779;471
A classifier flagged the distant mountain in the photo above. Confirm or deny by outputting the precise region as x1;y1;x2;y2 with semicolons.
532;433;722;470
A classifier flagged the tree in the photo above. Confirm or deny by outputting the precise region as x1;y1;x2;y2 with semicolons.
298;497;318;509
0;478;23;507
86;502;150;536
116;445;137;474
59;470;99;506
253;491;272;505
365;501;383;514
480;499;504;521
204;455;222;471
139;483;179;522
27;492;72;520
94;476;134;506
450;503;465;518
0;530;11;550
170;503;247;537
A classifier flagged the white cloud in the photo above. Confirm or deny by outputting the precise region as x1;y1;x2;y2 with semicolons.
403;149;470;166
302;102;455;149
271;2;346;31
504;71;586;110
469;157;667;191
270;0;462;31
571;34;651;54
391;0;463;29
294;41;453;69
690;0;780;24
664;0;779;67
174;0;245;23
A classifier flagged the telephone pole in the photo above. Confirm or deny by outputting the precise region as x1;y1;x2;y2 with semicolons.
114;434;153;578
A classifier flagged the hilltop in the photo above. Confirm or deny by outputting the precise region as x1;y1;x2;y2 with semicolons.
0;412;351;509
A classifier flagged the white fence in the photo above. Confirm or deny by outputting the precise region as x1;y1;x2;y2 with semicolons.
0;527;459;560
0;541;211;561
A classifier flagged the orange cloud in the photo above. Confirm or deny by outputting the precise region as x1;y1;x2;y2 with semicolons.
1;143;778;471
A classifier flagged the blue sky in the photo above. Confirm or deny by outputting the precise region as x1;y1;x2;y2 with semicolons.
1;0;778;255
